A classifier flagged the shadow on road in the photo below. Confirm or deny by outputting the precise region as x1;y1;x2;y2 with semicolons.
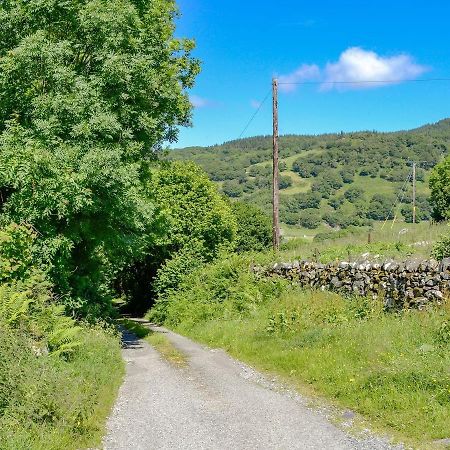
120;328;144;350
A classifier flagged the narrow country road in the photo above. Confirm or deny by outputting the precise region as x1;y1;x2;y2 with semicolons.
103;324;401;450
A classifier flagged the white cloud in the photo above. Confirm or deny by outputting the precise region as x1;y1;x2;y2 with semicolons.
278;64;320;92
322;47;429;90
250;99;262;109
189;95;212;108
278;48;429;92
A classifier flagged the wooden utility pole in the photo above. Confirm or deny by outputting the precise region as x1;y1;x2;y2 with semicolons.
272;78;280;251
412;161;416;224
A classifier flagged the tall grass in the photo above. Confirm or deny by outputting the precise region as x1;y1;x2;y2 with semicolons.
148;255;450;447
280;221;449;262
0;274;124;449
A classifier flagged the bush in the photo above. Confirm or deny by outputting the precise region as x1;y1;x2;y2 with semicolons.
278;175;293;190
0;323;123;450
0;267;123;448
430;156;450;220
366;194;395;221
231;202;272;253
153;242;207;298
222;179;243;198
344;186;364;203
432;232;450;260
298;209;322;229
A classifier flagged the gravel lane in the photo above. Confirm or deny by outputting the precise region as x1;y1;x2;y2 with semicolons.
103;325;402;450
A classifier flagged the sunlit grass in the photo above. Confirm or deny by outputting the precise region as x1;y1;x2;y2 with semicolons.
163;274;450;447
145;333;187;368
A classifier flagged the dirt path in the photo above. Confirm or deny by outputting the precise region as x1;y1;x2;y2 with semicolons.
103;324;401;450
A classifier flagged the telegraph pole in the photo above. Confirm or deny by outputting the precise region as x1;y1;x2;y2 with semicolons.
272;78;280;251
412;162;416;224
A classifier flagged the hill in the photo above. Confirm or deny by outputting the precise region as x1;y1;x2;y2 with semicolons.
169;119;450;237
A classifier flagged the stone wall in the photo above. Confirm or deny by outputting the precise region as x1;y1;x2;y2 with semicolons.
257;258;450;308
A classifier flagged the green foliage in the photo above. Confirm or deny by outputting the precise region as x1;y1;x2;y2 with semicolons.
0;223;35;282
147;253;279;326
297;209;322;229
231;201;272;253
367;193;396;221
150;253;450;444
0;0;199;316
150;161;236;260
153;241;207;297
170;121;450;232
278;175;292;189
430;156;450;220
432;230;450;260
0;323;123;450
222;179;243;198
344;186;364;203
0;231;123;448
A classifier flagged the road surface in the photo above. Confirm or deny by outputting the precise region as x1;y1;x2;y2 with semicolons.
104;324;401;450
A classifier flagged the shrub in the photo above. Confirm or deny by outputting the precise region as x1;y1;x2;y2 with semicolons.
344;186;364;203
153;242;207;298
298;209;322;229
279;175;293;190
222;179;243;198
432;231;450;260
430;156;450;220
231;202;272;253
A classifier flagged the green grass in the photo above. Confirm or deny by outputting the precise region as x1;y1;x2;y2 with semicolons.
145;333;188;367
149;254;450;448
279;221;449;261
0;324;124;450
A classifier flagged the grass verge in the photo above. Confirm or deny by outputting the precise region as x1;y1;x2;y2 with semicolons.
145;333;188;368
0;324;124;450
148;254;450;449
120;318;187;368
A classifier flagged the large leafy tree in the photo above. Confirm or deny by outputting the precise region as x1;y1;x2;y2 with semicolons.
120;161;237;314
0;0;199;315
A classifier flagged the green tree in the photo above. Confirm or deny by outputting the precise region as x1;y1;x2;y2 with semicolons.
298;209;321;229
120;161;237;313
0;0;199;315
222;180;243;198
366;194;395;221
231;201;272;253
344;186;364;203
430;156;450;220
279;175;293;190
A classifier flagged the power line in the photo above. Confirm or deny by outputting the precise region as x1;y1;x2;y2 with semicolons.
381;168;413;230
237;89;271;139
279;78;450;86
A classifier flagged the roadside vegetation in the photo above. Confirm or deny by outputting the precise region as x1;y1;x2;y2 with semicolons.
147;153;450;448
147;254;450;447
0;0;205;448
1;0;450;447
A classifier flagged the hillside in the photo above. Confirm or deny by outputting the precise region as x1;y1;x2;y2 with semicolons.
170;119;450;237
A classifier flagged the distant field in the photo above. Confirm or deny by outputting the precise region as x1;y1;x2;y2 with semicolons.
170;119;449;235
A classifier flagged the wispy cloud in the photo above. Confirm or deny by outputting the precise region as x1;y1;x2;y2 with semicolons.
278;47;430;92
250;99;262;109
189;95;213;108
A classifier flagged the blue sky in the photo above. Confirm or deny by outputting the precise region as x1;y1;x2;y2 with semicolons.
175;0;450;148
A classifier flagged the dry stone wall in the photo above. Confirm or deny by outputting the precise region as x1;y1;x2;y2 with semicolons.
258;258;450;308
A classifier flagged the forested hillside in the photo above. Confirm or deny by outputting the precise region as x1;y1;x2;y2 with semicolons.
170;119;450;234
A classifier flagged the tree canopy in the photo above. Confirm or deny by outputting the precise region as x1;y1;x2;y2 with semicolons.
0;0;199;315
